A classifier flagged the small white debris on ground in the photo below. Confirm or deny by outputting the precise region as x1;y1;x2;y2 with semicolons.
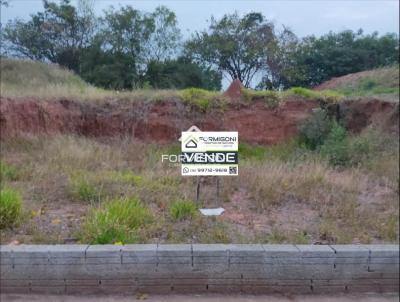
200;208;225;216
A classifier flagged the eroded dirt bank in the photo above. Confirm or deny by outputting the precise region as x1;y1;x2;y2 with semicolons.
0;97;397;144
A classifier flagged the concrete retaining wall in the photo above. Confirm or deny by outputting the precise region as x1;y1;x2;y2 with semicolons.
1;244;399;294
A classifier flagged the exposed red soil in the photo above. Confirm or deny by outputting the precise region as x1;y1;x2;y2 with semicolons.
1;96;397;144
338;98;399;134
0;97;318;145
223;79;244;100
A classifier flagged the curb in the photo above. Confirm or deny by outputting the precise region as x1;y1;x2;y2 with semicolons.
1;244;399;294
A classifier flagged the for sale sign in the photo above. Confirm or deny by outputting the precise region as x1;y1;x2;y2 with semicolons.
181;131;238;176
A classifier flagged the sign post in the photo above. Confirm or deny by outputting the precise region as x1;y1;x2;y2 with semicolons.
196;176;200;202
181;131;239;176
181;131;238;213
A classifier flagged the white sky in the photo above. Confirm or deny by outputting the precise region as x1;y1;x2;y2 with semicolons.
1;0;399;38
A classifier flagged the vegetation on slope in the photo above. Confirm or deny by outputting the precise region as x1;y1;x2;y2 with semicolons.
3;58;398;109
0;58;106;99
1;59;219;108
1;115;398;244
317;65;399;97
0;187;22;229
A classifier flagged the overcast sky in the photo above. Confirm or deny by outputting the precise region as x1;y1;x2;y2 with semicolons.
1;0;399;38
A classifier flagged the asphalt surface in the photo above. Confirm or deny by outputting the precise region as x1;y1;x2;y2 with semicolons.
1;293;399;302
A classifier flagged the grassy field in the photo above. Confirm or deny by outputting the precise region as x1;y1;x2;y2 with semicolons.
0;127;398;244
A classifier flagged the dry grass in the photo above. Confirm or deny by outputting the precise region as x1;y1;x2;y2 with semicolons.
0;131;398;244
320;65;400;98
240;160;334;210
1;59;221;106
338;66;399;90
3;59;397;109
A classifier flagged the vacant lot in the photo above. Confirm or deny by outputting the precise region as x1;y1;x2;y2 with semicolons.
1;126;398;244
0;61;398;245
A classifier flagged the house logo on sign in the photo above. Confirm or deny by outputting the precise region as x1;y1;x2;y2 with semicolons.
178;125;202;142
184;135;198;148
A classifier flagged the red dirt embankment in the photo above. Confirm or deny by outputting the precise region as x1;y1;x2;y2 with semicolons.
0;97;317;144
0;97;397;144
339;98;399;133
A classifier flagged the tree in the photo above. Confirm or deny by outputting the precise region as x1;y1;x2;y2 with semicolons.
144;57;222;90
79;39;137;89
100;6;152;59
143;6;181;63
79;5;182;89
280;30;400;87
185;12;276;87
2;0;96;71
88;5;182;88
257;27;299;90
77;0;96;47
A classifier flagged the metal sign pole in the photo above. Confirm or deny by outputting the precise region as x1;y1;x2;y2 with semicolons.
216;177;220;206
196;176;200;203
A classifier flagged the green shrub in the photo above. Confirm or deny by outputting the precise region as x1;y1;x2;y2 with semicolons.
360;78;377;90
68;174;102;203
169;200;197;221
300;110;358;166
81;197;152;244
299;109;334;150
319;122;349;166
239;141;303;162
318;126;397;168
287;87;319;99
0;161;19;182
242;87;342;105
345;131;375;167
109;171;143;184
0;188;22;229
345;129;398;169
239;143;267;160
179;88;220;112
287;87;343;103
242;89;280;107
319;90;344;103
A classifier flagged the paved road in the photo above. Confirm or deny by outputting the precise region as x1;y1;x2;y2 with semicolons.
1;293;399;302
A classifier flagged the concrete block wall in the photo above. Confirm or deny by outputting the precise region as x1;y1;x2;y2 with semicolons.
1;244;399;294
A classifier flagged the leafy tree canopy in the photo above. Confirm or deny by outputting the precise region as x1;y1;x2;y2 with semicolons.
185;12;277;87
269;30;400;88
144;57;222;90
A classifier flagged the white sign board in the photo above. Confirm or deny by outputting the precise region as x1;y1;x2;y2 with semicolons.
181;131;238;176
